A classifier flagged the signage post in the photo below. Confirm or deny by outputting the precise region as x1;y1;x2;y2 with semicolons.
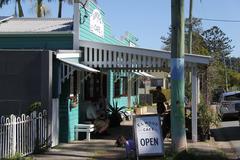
133;114;164;159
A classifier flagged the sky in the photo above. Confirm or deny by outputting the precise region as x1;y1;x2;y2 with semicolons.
0;0;239;57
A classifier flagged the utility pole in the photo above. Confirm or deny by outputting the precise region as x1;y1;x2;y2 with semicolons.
171;0;187;152
188;0;193;55
223;54;228;91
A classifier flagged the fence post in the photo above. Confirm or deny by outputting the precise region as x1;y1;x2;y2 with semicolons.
0;116;4;158
10;115;16;156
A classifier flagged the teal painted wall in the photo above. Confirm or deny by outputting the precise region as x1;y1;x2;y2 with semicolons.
79;1;124;45
59;79;79;143
0;34;73;50
113;96;138;108
68;100;79;142
107;70;138;108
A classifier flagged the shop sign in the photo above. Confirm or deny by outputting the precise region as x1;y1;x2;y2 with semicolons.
133;114;164;157
90;9;104;38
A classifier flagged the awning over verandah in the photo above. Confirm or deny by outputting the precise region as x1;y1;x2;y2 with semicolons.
57;40;211;143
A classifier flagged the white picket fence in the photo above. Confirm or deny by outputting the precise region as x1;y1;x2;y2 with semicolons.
0;110;48;159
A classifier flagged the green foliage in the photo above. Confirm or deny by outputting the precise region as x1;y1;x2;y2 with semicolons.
107;101;127;127
0;0;10;8
228;69;240;89
198;102;220;136
161;18;208;55
2;153;33;160
27;101;42;114
202;26;234;59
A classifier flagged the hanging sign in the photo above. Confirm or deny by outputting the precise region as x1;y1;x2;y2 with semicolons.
90;9;104;38
133;114;164;157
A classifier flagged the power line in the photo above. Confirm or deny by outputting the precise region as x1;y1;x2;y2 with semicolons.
200;18;240;23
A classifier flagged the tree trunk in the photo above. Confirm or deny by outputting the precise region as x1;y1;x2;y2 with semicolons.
17;0;24;17
37;0;42;17
58;0;63;18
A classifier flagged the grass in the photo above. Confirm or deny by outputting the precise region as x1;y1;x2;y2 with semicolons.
1;153;33;160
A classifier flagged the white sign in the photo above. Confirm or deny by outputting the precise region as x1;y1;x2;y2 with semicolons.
90;9;104;38
129;42;136;47
134;114;164;157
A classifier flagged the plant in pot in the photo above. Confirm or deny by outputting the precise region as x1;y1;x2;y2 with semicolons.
69;94;78;108
198;102;220;141
107;101;127;127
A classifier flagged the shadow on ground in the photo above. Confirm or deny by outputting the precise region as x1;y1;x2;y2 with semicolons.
211;126;240;141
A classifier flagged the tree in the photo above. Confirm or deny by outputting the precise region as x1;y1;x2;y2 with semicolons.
34;0;50;17
16;0;24;17
0;0;24;17
202;26;235;92
161;18;208;55
202;26;234;60
0;0;10;8
58;0;73;18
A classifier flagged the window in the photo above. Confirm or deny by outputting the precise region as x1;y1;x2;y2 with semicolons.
132;80;138;96
151;79;163;87
224;93;240;101
122;77;128;96
114;79;121;97
139;80;145;88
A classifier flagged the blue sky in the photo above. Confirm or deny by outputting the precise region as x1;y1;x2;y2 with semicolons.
0;0;239;57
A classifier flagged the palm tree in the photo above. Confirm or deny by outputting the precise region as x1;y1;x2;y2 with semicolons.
0;0;24;17
58;0;73;18
16;0;24;17
31;0;50;17
57;0;97;18
0;0;10;8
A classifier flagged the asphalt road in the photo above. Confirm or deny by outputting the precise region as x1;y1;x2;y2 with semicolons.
211;120;240;159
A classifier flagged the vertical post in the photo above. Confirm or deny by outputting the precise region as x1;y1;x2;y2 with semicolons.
171;0;187;152
127;74;132;108
11;115;16;156
187;0;193;85
73;3;80;50
191;66;198;142
197;75;200;104
188;0;193;55
107;70;114;105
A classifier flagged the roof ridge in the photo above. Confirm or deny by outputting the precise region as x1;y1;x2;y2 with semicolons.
12;17;73;21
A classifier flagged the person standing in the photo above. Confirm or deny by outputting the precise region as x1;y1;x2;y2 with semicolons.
156;86;167;115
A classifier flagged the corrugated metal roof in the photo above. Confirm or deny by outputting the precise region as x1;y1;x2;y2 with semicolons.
0;16;13;23
0;18;73;32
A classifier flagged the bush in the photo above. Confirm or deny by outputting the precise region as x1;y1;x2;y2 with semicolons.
198;102;220;140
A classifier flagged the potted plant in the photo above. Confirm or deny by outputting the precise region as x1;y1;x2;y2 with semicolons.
69;94;78;108
198;102;220;141
133;101;148;115
107;101;127;127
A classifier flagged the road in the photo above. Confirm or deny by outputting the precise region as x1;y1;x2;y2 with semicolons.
212;120;240;159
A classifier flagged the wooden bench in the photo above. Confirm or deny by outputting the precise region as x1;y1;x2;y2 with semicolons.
74;124;95;141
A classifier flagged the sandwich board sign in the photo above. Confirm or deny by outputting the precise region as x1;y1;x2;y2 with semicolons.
133;114;164;158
